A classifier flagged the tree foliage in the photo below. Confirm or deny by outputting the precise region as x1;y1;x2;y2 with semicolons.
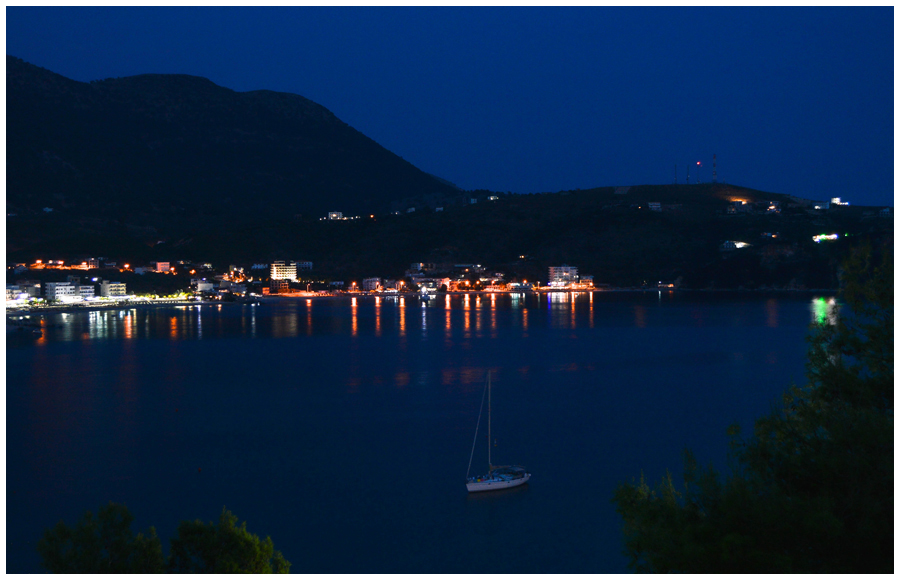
37;502;165;573
168;507;290;573
38;504;290;574
613;243;893;573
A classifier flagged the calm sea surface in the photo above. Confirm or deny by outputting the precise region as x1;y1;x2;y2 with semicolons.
6;291;836;573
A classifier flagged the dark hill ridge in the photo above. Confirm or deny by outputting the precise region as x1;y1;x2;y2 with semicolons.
6;55;458;224
6;57;892;288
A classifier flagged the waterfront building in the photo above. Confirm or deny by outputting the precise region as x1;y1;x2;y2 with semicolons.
269;279;289;294
270;261;298;282
576;275;594;288
6;285;25;302
362;278;381;291
100;281;127;298
548;265;579;287
193;279;216;293
79;285;96;300
45;282;78;301
15;281;41;297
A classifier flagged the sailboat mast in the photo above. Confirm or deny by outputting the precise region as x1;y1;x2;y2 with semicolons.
487;371;492;470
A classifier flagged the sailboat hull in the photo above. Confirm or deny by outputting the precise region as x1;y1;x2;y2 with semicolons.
466;472;531;493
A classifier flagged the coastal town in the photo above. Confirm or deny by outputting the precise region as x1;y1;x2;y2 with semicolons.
7;195;867;312
6;256;608;312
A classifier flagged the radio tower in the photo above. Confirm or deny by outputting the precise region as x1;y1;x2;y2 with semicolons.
686;164;690;184
712;154;717;183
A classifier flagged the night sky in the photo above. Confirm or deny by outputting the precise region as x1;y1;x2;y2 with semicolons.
6;6;894;207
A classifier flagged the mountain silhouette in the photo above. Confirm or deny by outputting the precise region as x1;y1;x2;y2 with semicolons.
6;55;458;224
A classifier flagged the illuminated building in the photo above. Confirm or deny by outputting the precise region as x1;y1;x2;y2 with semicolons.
79;285;96;300
6;285;26;302
15;281;41;297
45;282;78;300
193;279;216;293
362;278;381;291
270;261;298;282
100;281;127;297
548;265;578;287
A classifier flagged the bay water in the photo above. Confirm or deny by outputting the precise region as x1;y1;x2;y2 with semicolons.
6;291;834;572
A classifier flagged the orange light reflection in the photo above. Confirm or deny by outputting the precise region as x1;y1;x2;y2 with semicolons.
634;306;647;328
375;296;381;336
766;298;779;328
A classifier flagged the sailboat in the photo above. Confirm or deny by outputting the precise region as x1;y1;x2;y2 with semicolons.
466;371;531;492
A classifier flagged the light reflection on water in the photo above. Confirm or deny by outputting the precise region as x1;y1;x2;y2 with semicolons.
24;293;840;348
7;291;839;574
19;293;843;401
811;296;838;325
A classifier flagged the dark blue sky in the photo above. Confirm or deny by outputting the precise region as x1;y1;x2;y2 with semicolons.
6;7;894;206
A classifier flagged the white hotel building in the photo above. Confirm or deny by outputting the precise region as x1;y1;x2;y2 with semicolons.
548;265;579;287
45;282;79;301
270;261;298;282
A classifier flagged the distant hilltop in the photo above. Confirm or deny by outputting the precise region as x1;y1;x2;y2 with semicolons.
6;56;892;289
6;55;458;223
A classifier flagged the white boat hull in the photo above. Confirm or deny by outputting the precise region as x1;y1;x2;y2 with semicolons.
466;473;531;493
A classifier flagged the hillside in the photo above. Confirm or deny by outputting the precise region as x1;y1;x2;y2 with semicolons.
6;55;458;227
6;57;892;289
9;181;892;290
